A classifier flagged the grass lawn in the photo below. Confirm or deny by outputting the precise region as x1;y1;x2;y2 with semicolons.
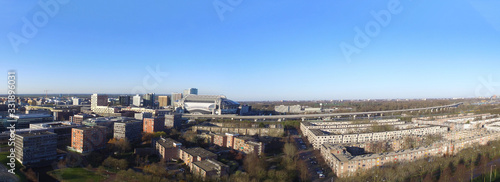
0;151;27;181
48;167;107;182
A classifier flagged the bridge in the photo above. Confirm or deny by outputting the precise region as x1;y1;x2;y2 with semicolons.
183;102;463;121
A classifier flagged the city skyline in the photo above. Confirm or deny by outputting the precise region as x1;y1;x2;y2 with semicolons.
1;1;500;101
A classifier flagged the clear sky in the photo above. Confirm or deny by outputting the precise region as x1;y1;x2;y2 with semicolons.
1;0;499;101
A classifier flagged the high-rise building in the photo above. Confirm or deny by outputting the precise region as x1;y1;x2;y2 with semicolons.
183;88;198;97
71;126;107;153
29;121;79;149
119;95;131;106
158;96;171;107
91;94;108;110
143;93;155;108
14;131;57;166
133;94;142;107
171;93;183;106
114;120;142;143
165;113;183;129
143;117;165;133
72;98;80;105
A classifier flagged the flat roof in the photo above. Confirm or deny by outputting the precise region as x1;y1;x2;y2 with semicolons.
12;113;52;119
181;147;216;158
192;159;228;172
73;126;106;131
15;131;56;137
157;138;182;148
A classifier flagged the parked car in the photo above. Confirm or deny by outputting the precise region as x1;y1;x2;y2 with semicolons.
319;173;325;178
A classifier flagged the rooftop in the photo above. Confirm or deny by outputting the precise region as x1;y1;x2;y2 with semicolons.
157;138;182;148
191;159;228;172
15;131;56;138
182;147;216;158
73;126;106;131
11;113;52;119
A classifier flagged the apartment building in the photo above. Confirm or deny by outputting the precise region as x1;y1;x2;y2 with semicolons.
14;131;57;166
179;147;217;164
321;130;500;178
143;117;165;133
189;159;229;179
114;120;142;143
301;120;448;149
71;126;107;153
156;137;182;161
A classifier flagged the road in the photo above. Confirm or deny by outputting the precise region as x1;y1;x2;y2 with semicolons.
289;128;331;182
184;103;463;120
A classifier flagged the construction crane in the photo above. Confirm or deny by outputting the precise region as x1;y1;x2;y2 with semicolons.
43;90;52;99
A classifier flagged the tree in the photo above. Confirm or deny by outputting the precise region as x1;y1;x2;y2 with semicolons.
25;168;38;182
438;167;452;182
97;166;107;175
298;159;309;182
153;131;167;138
283;142;297;160
103;156;129;170
142;133;154;143
243;152;267;180
143;163;168;178
114;138;131;153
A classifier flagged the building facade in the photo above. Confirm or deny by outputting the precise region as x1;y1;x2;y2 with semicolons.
156;137;182;161
165;113;182;129
158;96;171;107
189;159;229;179
114;120;142;143
143;93;155;108
119;95;131;106
14;131;57;166
179;147;217;164
133;94;142;107
91;94;108;110
71;126;107;153
143;117;165;133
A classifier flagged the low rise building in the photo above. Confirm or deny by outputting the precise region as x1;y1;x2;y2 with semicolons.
233;136;265;155
213;133;228;148
179;147;217;164
156;138;182;161
189;159;229;179
321;130;500;178
301;120;448;149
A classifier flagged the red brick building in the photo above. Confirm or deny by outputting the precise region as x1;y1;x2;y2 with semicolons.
213;134;227;147
71;126;107;153
179;147;217;164
156;138;182;161
143;117;165;133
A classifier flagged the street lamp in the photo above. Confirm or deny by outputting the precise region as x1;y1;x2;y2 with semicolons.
491;164;497;182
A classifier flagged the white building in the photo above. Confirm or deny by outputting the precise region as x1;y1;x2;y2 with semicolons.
133;94;142;107
72;98;80;105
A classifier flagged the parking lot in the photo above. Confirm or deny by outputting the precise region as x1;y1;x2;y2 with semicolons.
290;129;332;182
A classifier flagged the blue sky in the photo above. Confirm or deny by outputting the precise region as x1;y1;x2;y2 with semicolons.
1;0;499;101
